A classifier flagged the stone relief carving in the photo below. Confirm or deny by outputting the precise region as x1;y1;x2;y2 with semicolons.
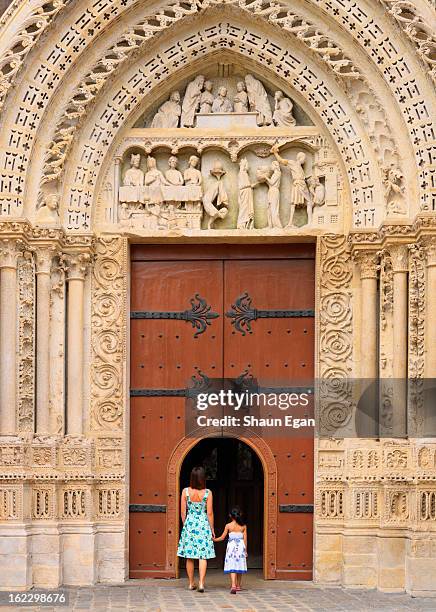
90;236;127;431
383;166;406;216
273;91;296;127
113;137;336;231
150;91;181;128
17;253;35;433
245;74;273;126
318;235;353;434
236;158;255;230
149;74;298;128
233;81;249;112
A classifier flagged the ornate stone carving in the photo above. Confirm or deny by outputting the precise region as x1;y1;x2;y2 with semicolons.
383;167;406;216
35;194;60;225
236;158;255;230
273;91;296;127
181;75;205;127
212;86;233;113
245;74;272;126
317;486;345;520
150;91;181;128
318;236;353;433
90;237;127;431
17;253;35;432
271;146;315;227
61;252;91;281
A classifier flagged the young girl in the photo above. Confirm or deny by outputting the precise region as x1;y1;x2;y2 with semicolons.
213;507;247;594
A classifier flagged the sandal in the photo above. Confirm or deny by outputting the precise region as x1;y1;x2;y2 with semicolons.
197;585;205;593
188;584;197;591
230;587;237;594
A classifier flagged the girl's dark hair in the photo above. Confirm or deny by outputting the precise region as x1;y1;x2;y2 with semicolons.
229;506;245;526
190;466;206;490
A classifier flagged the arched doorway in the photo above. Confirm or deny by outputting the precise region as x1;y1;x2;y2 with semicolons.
179;437;264;570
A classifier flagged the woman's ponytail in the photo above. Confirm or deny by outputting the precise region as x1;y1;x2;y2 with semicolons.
229;506;245;526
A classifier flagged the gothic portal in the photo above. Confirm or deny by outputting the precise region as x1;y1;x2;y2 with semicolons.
0;0;435;595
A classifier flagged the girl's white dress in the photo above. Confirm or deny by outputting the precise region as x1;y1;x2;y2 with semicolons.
224;532;247;574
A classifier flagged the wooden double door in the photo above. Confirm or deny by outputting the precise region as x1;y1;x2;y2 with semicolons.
129;244;315;580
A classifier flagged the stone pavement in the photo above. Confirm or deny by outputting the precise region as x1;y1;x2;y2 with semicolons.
3;572;436;612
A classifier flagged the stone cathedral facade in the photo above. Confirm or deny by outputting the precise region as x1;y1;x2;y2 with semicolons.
0;0;435;595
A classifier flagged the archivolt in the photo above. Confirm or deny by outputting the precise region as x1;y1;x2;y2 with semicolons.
55;18;380;230
0;0;434;221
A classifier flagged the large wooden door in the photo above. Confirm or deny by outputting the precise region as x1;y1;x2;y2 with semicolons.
130;245;315;579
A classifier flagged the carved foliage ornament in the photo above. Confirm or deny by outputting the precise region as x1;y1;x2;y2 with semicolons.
90;237;127;431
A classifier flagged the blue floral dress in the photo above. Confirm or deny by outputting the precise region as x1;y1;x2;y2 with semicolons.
177;488;216;560
224;532;247;573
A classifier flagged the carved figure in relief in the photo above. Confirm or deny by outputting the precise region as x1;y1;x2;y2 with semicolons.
165;156;184;186
144;156;168;204
199;81;214;113
123;154;144;186
308;176;326;206
236;158;255;229
181;75;205;127
271;145;313;226
35;194;60;225
184;155;202;189
233;81;249;112
255;162;282;229
273;91;296;127
245;74;273;126
203;160;229;229
383;166;406;215
212;86;233;113
150;91;182;128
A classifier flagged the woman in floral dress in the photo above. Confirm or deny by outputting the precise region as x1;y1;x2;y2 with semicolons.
177;466;215;592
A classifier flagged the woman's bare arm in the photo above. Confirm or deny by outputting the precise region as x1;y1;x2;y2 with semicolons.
180;489;187;524
213;524;229;542
243;526;248;555
206;490;215;538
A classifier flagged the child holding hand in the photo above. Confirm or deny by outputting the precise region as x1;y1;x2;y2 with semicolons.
213;507;247;594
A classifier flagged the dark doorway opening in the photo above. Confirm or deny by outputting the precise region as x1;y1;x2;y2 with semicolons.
179;438;264;570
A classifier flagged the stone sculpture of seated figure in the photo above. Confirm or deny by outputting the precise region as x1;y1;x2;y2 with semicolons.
165;156;184;185
212;86;233;113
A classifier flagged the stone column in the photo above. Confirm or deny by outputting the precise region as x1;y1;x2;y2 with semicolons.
113;157;121;224
63;252;91;435
357;251;379;436
0;240;21;434
389;244;409;436
423;238;436;378
35;248;55;434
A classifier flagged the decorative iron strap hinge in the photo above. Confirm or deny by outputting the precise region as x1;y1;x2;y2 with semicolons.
279;504;314;513
130;369;210;398
226;292;314;335
131;294;219;337
129;504;166;513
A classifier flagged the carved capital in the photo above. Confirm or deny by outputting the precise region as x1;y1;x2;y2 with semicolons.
61;252;91;281
387;244;409;273
354;250;379;280
35;247;57;275
421;236;436;267
0;239;23;270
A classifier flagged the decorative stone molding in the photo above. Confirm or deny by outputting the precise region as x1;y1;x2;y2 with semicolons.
90;236;127;432
17;253;35;432
0;238;22;268
388;243;409;273
354;250;379;279
60;252;91;281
